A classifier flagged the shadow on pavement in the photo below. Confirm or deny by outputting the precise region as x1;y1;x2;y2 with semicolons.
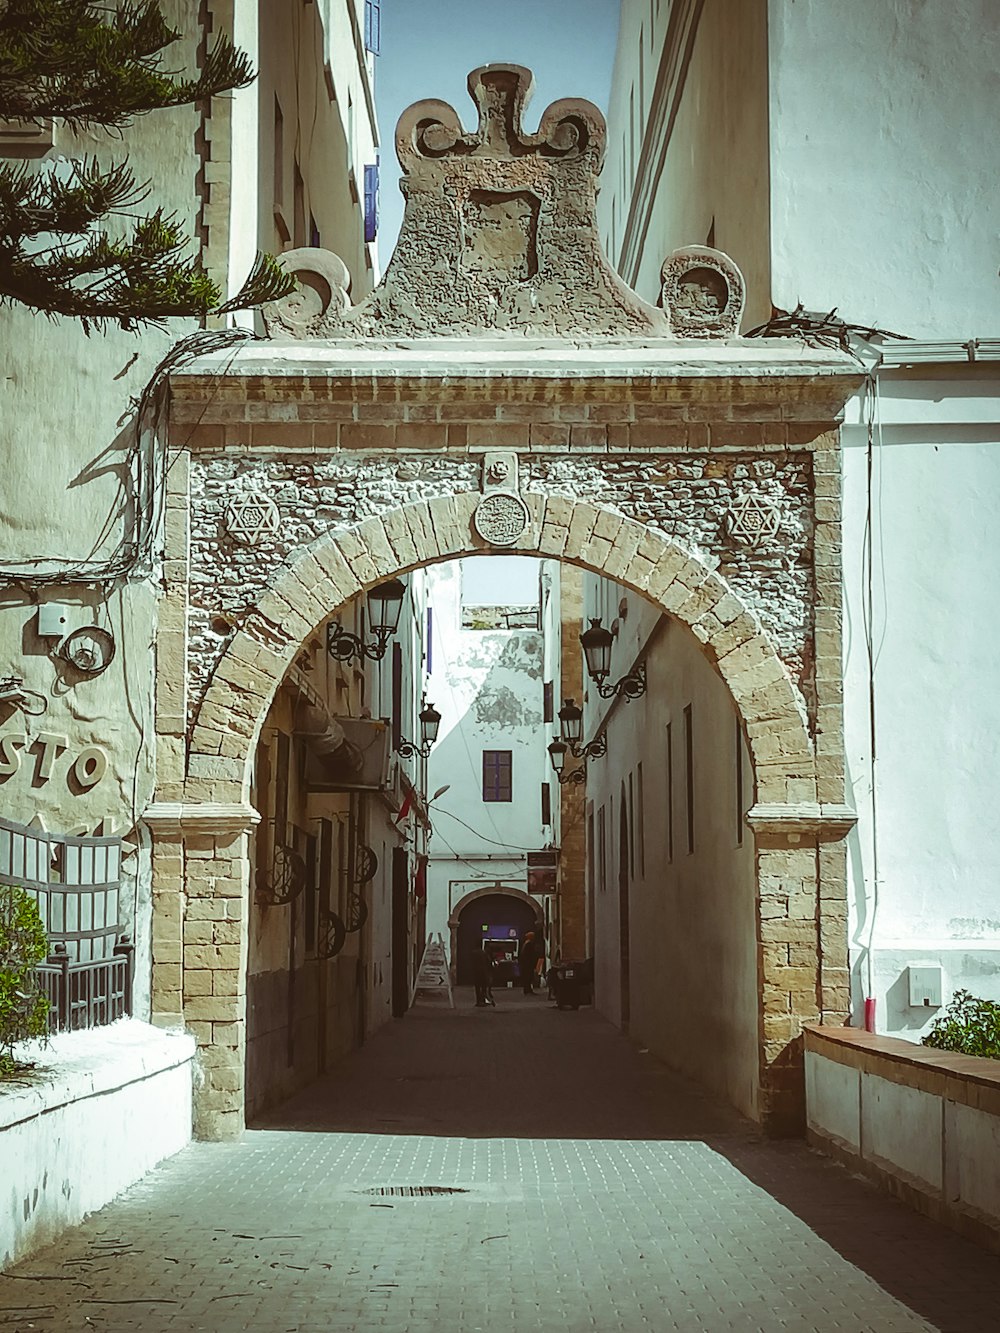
254;989;1000;1333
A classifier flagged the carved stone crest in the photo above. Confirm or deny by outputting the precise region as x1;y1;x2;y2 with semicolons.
660;246;746;339
270;66;666;341
724;492;781;548
224;493;281;545
473;491;530;547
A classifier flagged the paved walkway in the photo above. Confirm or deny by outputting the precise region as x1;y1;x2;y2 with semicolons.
3;991;998;1332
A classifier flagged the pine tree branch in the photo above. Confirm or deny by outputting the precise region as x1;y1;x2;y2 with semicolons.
0;1;254;129
0;4;289;330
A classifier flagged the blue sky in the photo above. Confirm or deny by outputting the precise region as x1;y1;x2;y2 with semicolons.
375;0;622;260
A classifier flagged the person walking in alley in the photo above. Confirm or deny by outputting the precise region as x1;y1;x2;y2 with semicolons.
473;943;496;1007
519;931;540;995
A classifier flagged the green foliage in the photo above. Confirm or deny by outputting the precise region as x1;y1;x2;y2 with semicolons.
0;0;254;127
0;884;50;1077
0;1;294;329
922;989;1000;1061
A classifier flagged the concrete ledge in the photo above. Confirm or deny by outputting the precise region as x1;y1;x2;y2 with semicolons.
805;1025;1000;1255
0;1020;196;1266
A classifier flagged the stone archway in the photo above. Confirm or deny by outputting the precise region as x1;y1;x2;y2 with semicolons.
147;63;861;1139
147;496;853;1138
447;885;545;987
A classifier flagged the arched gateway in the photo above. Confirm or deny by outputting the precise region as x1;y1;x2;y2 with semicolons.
147;66;860;1139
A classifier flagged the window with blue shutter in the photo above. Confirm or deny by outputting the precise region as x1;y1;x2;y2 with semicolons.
364;162;378;243
364;0;381;54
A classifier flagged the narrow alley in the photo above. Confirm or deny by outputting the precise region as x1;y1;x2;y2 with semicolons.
3;996;997;1333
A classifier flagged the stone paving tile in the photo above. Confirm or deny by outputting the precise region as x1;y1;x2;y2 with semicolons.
2;992;999;1331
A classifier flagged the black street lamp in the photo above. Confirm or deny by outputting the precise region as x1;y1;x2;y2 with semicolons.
557;696;607;760
327;578;406;663
547;737;586;786
397;701;442;760
579;618;647;702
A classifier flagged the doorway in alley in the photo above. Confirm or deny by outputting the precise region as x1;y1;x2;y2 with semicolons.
454;890;540;986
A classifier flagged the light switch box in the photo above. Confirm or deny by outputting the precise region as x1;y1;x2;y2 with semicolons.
908;963;943;1008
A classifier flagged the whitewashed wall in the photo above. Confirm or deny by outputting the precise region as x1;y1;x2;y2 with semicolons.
842;369;1000;1035
602;0;1000;1042
582;576;758;1117
767;0;1000;338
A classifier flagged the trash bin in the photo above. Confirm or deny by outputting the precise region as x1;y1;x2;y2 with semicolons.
551;958;593;1010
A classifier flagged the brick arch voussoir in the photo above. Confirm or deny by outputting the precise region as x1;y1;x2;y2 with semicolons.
184;494;813;803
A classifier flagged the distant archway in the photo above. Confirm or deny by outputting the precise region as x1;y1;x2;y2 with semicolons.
449;885;545;986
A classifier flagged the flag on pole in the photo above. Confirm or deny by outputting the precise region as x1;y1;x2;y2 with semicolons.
394;790;413;825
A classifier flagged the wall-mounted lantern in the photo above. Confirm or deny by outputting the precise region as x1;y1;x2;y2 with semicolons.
547;738;586;786
397;701;442;761
557;697;607;760
327;578;406;663
580;618;647;702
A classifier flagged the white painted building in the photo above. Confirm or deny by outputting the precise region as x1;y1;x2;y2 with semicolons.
0;0;381;1018
424;557;562;984
596;0;1000;1042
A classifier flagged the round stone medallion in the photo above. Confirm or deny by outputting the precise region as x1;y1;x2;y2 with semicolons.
473;491;530;547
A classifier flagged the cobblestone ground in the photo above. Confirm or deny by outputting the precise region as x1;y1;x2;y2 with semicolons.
3;992;999;1332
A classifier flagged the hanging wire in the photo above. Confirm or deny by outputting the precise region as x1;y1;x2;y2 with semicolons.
0;326;257;586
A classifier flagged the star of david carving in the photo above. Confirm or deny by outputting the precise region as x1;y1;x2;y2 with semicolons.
224;493;281;546
726;492;781;548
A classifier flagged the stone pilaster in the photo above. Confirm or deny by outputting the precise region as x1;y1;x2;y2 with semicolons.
145;801;259;1140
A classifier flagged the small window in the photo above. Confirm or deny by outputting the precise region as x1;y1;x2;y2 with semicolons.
665;722;674;865
391;643;402;751
684;704;694;854
597;805;607;893
309;212;321;250
364;0;381;55
363;162;379;242
293;161;305;247
541;782;552;826
543;681;553;724
735;716;744;846
636;762;645;876
273;97;284;208
628;770;635;879
482;750;512;803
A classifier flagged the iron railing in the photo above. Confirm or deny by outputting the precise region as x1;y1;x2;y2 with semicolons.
0;815;131;1033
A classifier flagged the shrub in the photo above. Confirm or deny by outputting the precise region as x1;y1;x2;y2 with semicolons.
922;989;1000;1061
0;885;50;1076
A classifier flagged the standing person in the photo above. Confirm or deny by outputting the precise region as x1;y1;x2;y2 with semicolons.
519;931;539;995
473;943;495;1007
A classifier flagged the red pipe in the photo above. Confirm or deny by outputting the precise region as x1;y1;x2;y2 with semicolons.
864;996;877;1032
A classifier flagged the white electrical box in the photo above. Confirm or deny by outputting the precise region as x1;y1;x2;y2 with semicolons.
37;603;71;637
908;963;943;1008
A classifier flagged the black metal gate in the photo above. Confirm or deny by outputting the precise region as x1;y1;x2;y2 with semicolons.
0;816;132;1032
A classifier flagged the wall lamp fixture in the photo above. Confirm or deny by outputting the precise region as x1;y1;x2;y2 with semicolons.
547;738;587;786
327;578;406;664
557;697;607;760
580;618;647;701
397;701;442;760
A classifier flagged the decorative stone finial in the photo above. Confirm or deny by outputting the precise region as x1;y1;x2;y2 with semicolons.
660;246;746;339
261;247;352;338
